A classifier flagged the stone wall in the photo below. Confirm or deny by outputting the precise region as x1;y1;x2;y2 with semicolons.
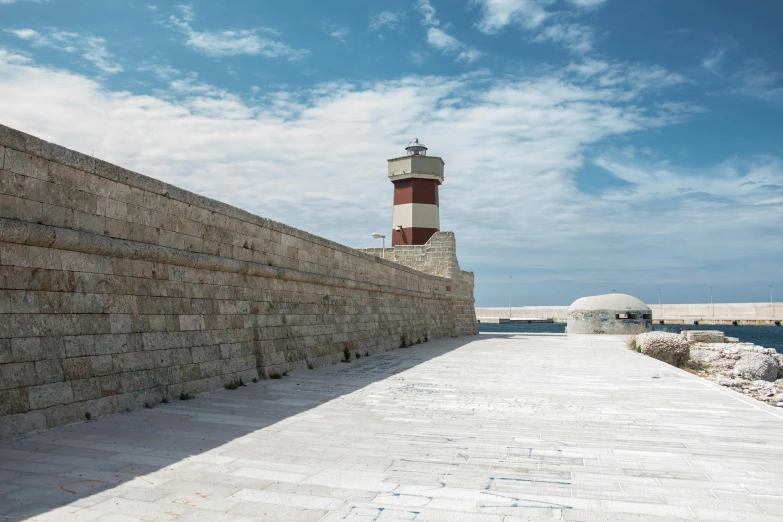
0;125;478;439
357;232;474;298
476;306;570;323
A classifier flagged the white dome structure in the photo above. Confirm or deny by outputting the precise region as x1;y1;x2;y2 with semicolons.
567;293;652;335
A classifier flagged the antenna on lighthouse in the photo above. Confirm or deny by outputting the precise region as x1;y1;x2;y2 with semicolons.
405;138;428;156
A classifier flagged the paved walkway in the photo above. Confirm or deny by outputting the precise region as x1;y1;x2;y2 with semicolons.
2;333;783;522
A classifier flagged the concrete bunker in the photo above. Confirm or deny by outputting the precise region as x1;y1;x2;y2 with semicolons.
567;293;652;335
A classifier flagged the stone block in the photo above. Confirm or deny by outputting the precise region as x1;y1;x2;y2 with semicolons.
0;193;43;222
11;337;45;362
0;339;10;363
104;217;131;240
0;411;46;440
179;315;206;331
42;401;87;428
685;330;725;343
96;197;128;221
0;243;32;268
110;314;133;334
192;345;221;363
0;289;39;314
27;246;63;271
3;148;49;180
181;363;202;381
0;388;29;415
88;355;113;376
100;374;121;396
48;161;87;189
95;333;139;355
28;381;74;409
41;203;74;229
73;210;105;235
60;251;113;275
0;362;37;390
64;336;96;357
34;358;64;384
78;314;111;336
61;357;92;380
121;370;151;393
71;377;102;402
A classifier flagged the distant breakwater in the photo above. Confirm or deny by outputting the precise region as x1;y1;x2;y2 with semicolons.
478;322;783;354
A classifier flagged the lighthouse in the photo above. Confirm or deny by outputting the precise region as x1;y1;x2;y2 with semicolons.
388;139;445;246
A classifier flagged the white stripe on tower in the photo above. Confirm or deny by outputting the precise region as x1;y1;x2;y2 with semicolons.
392;204;440;230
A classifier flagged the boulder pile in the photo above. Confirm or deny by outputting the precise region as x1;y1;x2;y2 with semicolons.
635;329;783;408
635;331;690;367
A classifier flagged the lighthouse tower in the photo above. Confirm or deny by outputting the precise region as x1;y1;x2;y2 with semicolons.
388;139;445;246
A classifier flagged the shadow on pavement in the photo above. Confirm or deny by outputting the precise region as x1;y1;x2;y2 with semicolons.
0;336;479;521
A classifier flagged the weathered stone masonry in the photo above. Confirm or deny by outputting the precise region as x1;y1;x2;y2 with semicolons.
0;125;478;438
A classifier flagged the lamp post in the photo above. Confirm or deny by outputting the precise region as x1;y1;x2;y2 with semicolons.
658;288;662;319
710;286;714;319
371;233;386;259
508;276;513;319
770;285;774;318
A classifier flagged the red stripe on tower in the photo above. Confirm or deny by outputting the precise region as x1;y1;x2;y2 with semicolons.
388;139;445;246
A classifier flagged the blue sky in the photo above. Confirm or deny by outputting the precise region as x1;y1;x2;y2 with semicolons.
1;0;782;306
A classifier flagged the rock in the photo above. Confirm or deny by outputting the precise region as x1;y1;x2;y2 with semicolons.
690;349;720;365
636;332;690;367
725;337;740;343
733;353;780;382
685;330;725;343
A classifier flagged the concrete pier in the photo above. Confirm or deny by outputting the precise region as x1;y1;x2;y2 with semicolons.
1;334;782;521
478;317;554;324
478;303;783;326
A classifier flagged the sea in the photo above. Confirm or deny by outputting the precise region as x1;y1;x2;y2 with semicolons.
478;322;783;354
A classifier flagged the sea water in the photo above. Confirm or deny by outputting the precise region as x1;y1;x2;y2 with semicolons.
478;322;783;354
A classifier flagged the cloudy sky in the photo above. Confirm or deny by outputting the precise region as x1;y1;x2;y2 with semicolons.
1;0;781;306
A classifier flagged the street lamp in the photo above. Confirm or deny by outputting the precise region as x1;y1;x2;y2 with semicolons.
508;276;513;319
710;286;714;319
658;288;662;319
770;285;774;318
371;233;386;259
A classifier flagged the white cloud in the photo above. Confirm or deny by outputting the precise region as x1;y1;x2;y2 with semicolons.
0;0;48;3
138;63;180;80
427;27;462;52
456;48;484;63
702;49;725;75
566;0;607;7
730;59;783;103
81;36;123;74
472;0;552;34
472;0;605;54
417;2;483;63
414;0;439;27
534;23;594;54
166;5;307;60
595;155;783;203
427;27;483;63
566;58;688;100
7;28;122;73
3;48;762;298
409;51;429;65
9;28;46;43
369;11;404;32
329;27;349;44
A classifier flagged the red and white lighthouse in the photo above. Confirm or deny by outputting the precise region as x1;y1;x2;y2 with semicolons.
388;139;445;246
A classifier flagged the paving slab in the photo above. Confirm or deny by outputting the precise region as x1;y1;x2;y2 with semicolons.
1;333;783;521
